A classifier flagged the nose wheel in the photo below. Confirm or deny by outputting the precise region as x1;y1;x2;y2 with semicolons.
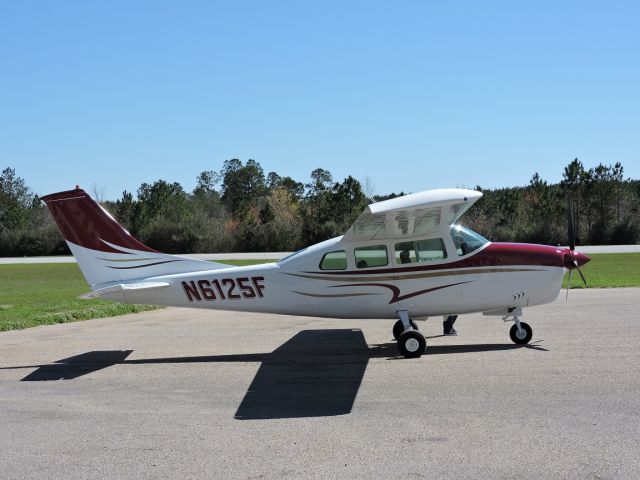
509;322;532;344
394;310;426;358
503;308;533;344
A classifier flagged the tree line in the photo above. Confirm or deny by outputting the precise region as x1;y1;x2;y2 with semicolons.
464;159;639;246
0;158;638;256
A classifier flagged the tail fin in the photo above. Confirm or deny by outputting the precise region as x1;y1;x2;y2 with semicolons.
42;187;226;288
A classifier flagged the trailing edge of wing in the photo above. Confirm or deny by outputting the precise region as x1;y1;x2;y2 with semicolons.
80;282;171;299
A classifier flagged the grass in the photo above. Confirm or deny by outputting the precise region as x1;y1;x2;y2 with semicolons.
0;259;276;332
562;252;640;289
0;264;158;332
0;254;637;332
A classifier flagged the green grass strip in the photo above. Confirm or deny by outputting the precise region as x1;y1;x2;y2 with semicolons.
563;252;640;289
0;264;156;331
0;260;276;332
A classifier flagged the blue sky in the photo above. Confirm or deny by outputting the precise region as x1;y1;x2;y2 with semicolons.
1;1;638;200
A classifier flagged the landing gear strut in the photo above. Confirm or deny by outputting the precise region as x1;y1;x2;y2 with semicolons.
394;310;426;358
503;308;533;344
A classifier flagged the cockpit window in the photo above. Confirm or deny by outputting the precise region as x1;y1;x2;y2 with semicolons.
450;225;489;256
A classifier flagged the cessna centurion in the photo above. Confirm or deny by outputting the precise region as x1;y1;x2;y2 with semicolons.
42;187;590;358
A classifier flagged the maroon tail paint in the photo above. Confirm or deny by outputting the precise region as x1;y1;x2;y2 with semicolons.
41;187;157;254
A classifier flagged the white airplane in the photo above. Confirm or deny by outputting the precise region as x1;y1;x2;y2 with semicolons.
42;186;590;358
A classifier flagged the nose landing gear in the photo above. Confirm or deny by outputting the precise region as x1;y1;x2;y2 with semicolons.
509;322;533;344
503;308;533;344
394;310;426;358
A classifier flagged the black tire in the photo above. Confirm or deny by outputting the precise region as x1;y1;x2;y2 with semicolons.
392;319;419;340
509;322;532;344
397;330;427;358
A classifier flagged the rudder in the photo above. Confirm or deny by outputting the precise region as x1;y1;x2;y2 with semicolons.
42;187;225;287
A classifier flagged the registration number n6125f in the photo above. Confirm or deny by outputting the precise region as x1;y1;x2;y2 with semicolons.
181;276;265;302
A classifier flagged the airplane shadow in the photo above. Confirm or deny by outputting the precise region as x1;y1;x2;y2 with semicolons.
1;330;547;419
20;350;134;381
234;329;370;419
425;340;548;355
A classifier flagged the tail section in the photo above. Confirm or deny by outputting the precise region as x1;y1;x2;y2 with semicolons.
42;187;227;288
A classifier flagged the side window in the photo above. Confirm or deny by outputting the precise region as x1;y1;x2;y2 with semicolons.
395;239;447;265
355;245;388;268
319;250;347;270
415;238;447;262
395;241;415;264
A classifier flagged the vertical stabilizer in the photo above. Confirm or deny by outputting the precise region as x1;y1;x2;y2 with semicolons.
42;187;227;287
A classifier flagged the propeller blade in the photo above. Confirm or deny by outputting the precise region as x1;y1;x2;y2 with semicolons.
573;260;587;285
565;268;573;300
567;198;576;250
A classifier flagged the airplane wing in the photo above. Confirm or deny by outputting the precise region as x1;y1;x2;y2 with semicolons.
341;188;482;242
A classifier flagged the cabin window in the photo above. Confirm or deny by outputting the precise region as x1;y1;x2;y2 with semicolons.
395;238;447;264
395;241;415;264
319;250;347;270
450;224;489;256
416;238;447;262
355;245;388;268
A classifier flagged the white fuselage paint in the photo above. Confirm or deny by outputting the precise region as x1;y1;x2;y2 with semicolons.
99;237;566;320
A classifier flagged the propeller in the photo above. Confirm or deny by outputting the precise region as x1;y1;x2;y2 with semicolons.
573;259;587;285
565;198;588;298
568;196;576;251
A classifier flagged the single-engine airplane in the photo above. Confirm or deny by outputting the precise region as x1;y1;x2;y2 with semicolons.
42;186;590;358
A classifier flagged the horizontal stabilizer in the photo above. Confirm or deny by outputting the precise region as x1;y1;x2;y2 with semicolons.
80;282;170;300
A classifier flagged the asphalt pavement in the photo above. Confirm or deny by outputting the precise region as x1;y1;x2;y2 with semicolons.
0;289;638;479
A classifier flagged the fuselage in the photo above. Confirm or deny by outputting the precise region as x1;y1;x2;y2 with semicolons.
41;187;591;322
41;187;593;359
113;233;586;320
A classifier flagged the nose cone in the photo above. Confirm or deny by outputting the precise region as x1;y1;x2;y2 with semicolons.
563;249;591;269
574;251;591;267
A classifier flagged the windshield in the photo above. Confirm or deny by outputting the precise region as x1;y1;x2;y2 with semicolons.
450;224;489;256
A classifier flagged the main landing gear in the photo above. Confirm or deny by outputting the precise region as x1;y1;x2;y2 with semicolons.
394;310;426;358
504;308;533;345
392;318;419;340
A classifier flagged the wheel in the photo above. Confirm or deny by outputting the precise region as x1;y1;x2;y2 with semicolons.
397;330;427;358
509;322;532;344
392;319;419;340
